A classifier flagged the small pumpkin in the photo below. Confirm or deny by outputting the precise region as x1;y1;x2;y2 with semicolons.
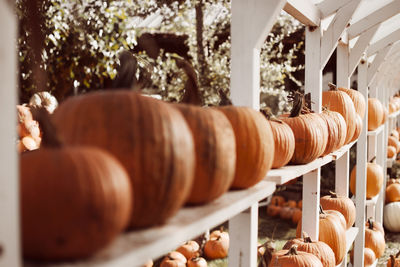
267;204;282;217
365;218;385;258
284;200;297;208
271;195;285;206
297;200;303;209
384;202;400;232
388;146;397;158
176;240;200;260
204;230;229;260
387;251;400;267
291;208;302;225
160;251;187;267
386;183;400;203
350;247;376;267
389;136;400;153
320;191;356;229
187;257;207;267
350;157;383;199
279;206;295;220
368;98;384;130
29;91;58;114
268;245;323;267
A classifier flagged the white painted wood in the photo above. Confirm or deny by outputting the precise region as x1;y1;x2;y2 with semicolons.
228;204;258;267
336;41;350;87
367;28;400;57
320;0;361;69
302;169;320;241
27;181;275;267
230;0;286;109
316;0;353;18
354;59;368;267
347;0;400;39
284;0;321;26
336;227;359;267
0;2;19;267
335;152;350;197
368;44;392;86
367;125;385;137
348;25;380;76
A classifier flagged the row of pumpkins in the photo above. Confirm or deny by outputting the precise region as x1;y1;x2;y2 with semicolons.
18;82;386;262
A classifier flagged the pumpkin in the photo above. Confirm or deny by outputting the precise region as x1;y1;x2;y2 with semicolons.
291;208;302;225
319;110;347;155
350;247;376;267
297;200;303;209
279;94;328;164
322;83;357;144
29;91;58;114
296;207;346;264
187;257;207;267
218;106;274;188
389;136;400;153
176;240;200;260
161;251;187;267
271;195;285;206
283;233;335;267
387;178;400;186
320;191;356;229
17;104;41;151
351;114;363;142
204;230;229;260
268;246;323;267
280;207;295;220
52;91;195;228
366;218;385;236
368;98;384;130
338;87;366;119
387;251;400;267
267;204;282;217
268;118;295;168
175;104;236;204
350;158;383;199
365;218;386;258
21;109;132;260
384;202;400;232
386;183;400;203
284;200;297;208
391;129;400;140
388;146;397;158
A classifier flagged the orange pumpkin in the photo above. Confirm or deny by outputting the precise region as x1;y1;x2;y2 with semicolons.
175;104;236;205
368;98;384;130
389;136;400;153
388;146;397;158
351;114;363;142
386;183;400;203
365;218;385;258
338;87;366;119
350;247;376;267
280;206;295;220
322;83;357;144
267;204;282;217
52;91;195;228
297;200;303;209
350;158;383;199
218;106;274;189
268;119;295;168
176;240;200;260
271;195;285;206
204;230;229;260
161;251;187;267
283;233;335;267
387;251;400;267
187;257;207;267
269;246;323;266
291;208;302;225
319;110;347;155
320;191;356;229
284;200;298;208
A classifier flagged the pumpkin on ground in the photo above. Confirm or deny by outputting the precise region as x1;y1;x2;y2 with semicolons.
175;104;236;205
368;98;384;131
268;246;323;267
218;106;274;188
291;208;302;225
283;233;335;267
384;202;400;232
271;195;285;206
267;204;282;217
176;240;200;260
350;247;376;267
322;83;357;144
350;158;383;199
160;251;187;267
387;251;400;267
187;257;207;267
320;191;356;229
52;91;195;228
365;218;386;258
21;108;132;261
386;183;400;203
279;206;295;220
338;86;366;119
204;230;229;260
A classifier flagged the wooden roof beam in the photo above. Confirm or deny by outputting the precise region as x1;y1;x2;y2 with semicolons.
316;0;353;18
368;42;398;86
284;0;321;26
367;28;400;56
320;0;362;69
348;0;400;39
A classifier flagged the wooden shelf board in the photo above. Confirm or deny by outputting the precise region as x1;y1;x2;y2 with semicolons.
25;181;276;267
331;140;357;160
265;155;333;185
367;125;384;136
345;227;358;254
370;259;378;267
350;194;378;206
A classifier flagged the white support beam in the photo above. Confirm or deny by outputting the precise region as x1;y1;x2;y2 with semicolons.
231;0;286;109
316;0;353;18
337;42;350;87
0;2;19;267
368;44;393;86
284;0;321;26
367;28;400;57
348;25;380;76
348;0;400;39
320;0;361;69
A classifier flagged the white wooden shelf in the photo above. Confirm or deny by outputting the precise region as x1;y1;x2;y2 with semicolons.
351;194;379;207
25;181;276;267
389;109;400;119
265;140;356;185
335;227;359;267
367;125;384;136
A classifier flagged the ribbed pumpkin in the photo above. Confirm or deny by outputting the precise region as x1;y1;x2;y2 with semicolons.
338;87;366;119
366;218;385;236
387;251;400;267
389;136;400;153
322;83;357;144
368;98;384;131
319;110;347;155
283;233;335;267
279;94;327;164
268;246;323;267
21;109;132;260
268;118;295;168
296;207;346;264
386;183;400;203
388;146;397;158
320;191;356;229
52;91;195;228
351;114;363;142
218;106;274;188
350;158;383;199
350;247;376;267
174;104;236;204
365;218;386;258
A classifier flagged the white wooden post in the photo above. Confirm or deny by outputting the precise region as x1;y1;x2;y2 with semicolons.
228;204;258;267
353;58;368;267
0;2;20;267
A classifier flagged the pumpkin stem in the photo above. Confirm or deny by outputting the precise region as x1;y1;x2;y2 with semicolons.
260;107;273;120
30;107;62;148
289;92;305;118
369;156;377;163
328;82;338;91
319;205;325;215
302;232;313;243
329;191;338;198
367;218;374;230
396;250;400;258
391;255;395;267
258;240;275;267
190;257;201;262
284;245;299;256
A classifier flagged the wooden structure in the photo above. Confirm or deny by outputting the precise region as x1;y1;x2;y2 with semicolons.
1;0;400;266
